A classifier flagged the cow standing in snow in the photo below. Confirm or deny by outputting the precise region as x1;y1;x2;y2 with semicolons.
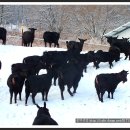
94;70;128;102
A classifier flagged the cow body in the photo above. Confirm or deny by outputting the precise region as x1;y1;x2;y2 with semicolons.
108;46;121;62
7;71;27;104
43;31;60;48
25;69;54;105
106;36;130;60
58;56;85;100
22;28;37;47
23;55;46;75
94;50;119;69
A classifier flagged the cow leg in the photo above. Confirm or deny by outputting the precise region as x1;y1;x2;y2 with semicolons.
109;62;113;69
49;43;51;48
95;61;99;69
93;61;96;67
59;85;65;100
32;93;37;104
73;83;78;94
111;91;114;99
84;66;87;73
129;54;130;60
53;76;57;86
45;42;47;47
45;90;49;101
67;85;73;97
108;91;110;98
25;91;30;106
42;91;45;101
14;92;18;104
19;92;22;101
100;91;105;102
56;42;59;48
19;86;23;101
96;90;101;101
3;39;6;45
54;43;56;47
57;43;59;48
125;53;128;60
10;90;13;104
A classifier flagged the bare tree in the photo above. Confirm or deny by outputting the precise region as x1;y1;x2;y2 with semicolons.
1;5;130;44
70;5;129;44
0;5;4;25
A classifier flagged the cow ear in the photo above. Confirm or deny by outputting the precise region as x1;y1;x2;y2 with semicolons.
78;38;81;41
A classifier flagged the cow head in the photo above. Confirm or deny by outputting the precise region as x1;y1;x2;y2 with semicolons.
122;37;129;42
29;28;37;33
119;70;129;83
78;38;87;43
106;36;118;45
35;102;51;117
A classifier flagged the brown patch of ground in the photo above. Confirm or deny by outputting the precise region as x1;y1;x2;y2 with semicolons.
0;31;110;52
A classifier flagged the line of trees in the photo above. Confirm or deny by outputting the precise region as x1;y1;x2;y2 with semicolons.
1;5;130;43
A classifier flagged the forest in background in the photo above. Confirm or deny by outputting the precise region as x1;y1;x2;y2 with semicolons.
0;4;130;45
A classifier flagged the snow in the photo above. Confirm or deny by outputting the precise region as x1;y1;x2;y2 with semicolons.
0;44;130;128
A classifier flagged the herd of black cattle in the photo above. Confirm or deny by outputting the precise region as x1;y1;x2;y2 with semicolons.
0;26;130;125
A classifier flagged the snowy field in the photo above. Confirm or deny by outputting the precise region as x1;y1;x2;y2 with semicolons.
0;44;130;128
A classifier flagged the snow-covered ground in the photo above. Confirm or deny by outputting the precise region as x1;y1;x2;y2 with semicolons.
0;44;130;128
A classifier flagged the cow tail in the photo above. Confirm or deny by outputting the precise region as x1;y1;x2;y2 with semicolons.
95;76;100;91
12;77;16;86
23;58;25;64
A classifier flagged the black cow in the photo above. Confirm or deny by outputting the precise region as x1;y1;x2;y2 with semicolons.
94;70;128;102
25;68;54;105
58;55;86;100
23;55;42;65
23;55;46;75
94;50;119;69
42;50;76;86
66;38;87;53
22;28;37;47
108;46;121;62
7;71;28;104
106;36;130;60
11;63;36;76
32;102;58;125
82;51;96;72
43;31;60;48
0;27;7;45
107;36;129;45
